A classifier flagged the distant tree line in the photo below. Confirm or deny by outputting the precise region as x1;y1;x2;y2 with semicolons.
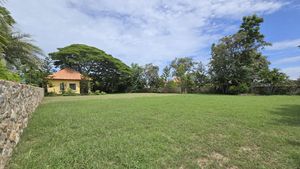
121;15;299;94
1;2;299;95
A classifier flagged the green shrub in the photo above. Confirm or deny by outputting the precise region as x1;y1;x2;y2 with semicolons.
93;90;106;95
94;90;101;95
62;88;77;96
228;84;249;94
46;92;57;97
0;62;20;82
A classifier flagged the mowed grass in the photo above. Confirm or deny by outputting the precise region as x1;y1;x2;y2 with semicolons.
8;94;300;169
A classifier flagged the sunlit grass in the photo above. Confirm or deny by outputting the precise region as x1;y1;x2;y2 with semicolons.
9;94;300;169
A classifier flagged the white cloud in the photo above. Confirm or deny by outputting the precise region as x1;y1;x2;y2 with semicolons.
282;67;300;80
268;38;300;51
273;55;300;65
5;0;285;67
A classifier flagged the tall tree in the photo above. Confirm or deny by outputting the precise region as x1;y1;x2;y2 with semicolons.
0;4;43;79
0;6;15;54
209;15;270;94
170;57;194;93
193;62;207;88
144;63;160;91
49;44;132;93
161;65;171;82
21;56;53;91
4;33;43;69
238;15;270;83
130;63;146;92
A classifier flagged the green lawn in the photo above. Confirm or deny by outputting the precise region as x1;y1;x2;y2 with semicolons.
8;94;300;169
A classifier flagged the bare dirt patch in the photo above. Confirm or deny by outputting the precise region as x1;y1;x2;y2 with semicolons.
197;157;209;168
197;152;238;169
239;145;259;152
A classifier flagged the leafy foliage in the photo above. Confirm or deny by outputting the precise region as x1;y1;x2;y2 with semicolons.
169;57;208;93
129;63;162;92
130;63;146;92
0;4;44;84
3;33;43;69
209;15;272;94
297;77;300;86
21;56;53;89
170;57;194;93
49;44;132;93
161;66;171;82
93;90;107;95
192;62;208;88
62;88;77;96
0;6;15;53
143;63;161;91
0;61;20;81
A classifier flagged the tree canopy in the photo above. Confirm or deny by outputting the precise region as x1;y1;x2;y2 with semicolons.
49;44;132;93
209;15;279;94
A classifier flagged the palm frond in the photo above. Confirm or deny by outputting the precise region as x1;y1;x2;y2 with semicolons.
3;32;44;69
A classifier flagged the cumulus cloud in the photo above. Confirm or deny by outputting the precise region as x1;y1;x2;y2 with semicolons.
282;67;300;80
5;0;285;67
273;55;300;65
267;38;300;51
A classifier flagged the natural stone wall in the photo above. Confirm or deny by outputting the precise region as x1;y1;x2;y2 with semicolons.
0;80;44;169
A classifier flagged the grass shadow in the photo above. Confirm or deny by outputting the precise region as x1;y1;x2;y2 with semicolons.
270;105;300;126
286;139;300;147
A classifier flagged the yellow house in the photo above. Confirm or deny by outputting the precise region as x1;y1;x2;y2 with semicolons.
47;68;86;94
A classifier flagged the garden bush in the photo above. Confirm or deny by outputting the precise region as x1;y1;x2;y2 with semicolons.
0;62;20;82
62;88;77;96
228;83;249;94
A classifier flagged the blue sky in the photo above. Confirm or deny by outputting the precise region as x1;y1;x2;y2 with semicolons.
5;0;300;79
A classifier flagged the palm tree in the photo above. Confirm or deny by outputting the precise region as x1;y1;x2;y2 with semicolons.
0;5;43;69
0;6;15;54
3;32;43;69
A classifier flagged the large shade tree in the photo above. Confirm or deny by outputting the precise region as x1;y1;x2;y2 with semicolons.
209;15;271;94
49;44;132;93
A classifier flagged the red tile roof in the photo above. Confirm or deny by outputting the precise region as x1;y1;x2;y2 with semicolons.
48;68;83;80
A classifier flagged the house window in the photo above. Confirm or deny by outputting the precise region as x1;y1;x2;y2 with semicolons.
69;83;76;90
60;83;65;91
